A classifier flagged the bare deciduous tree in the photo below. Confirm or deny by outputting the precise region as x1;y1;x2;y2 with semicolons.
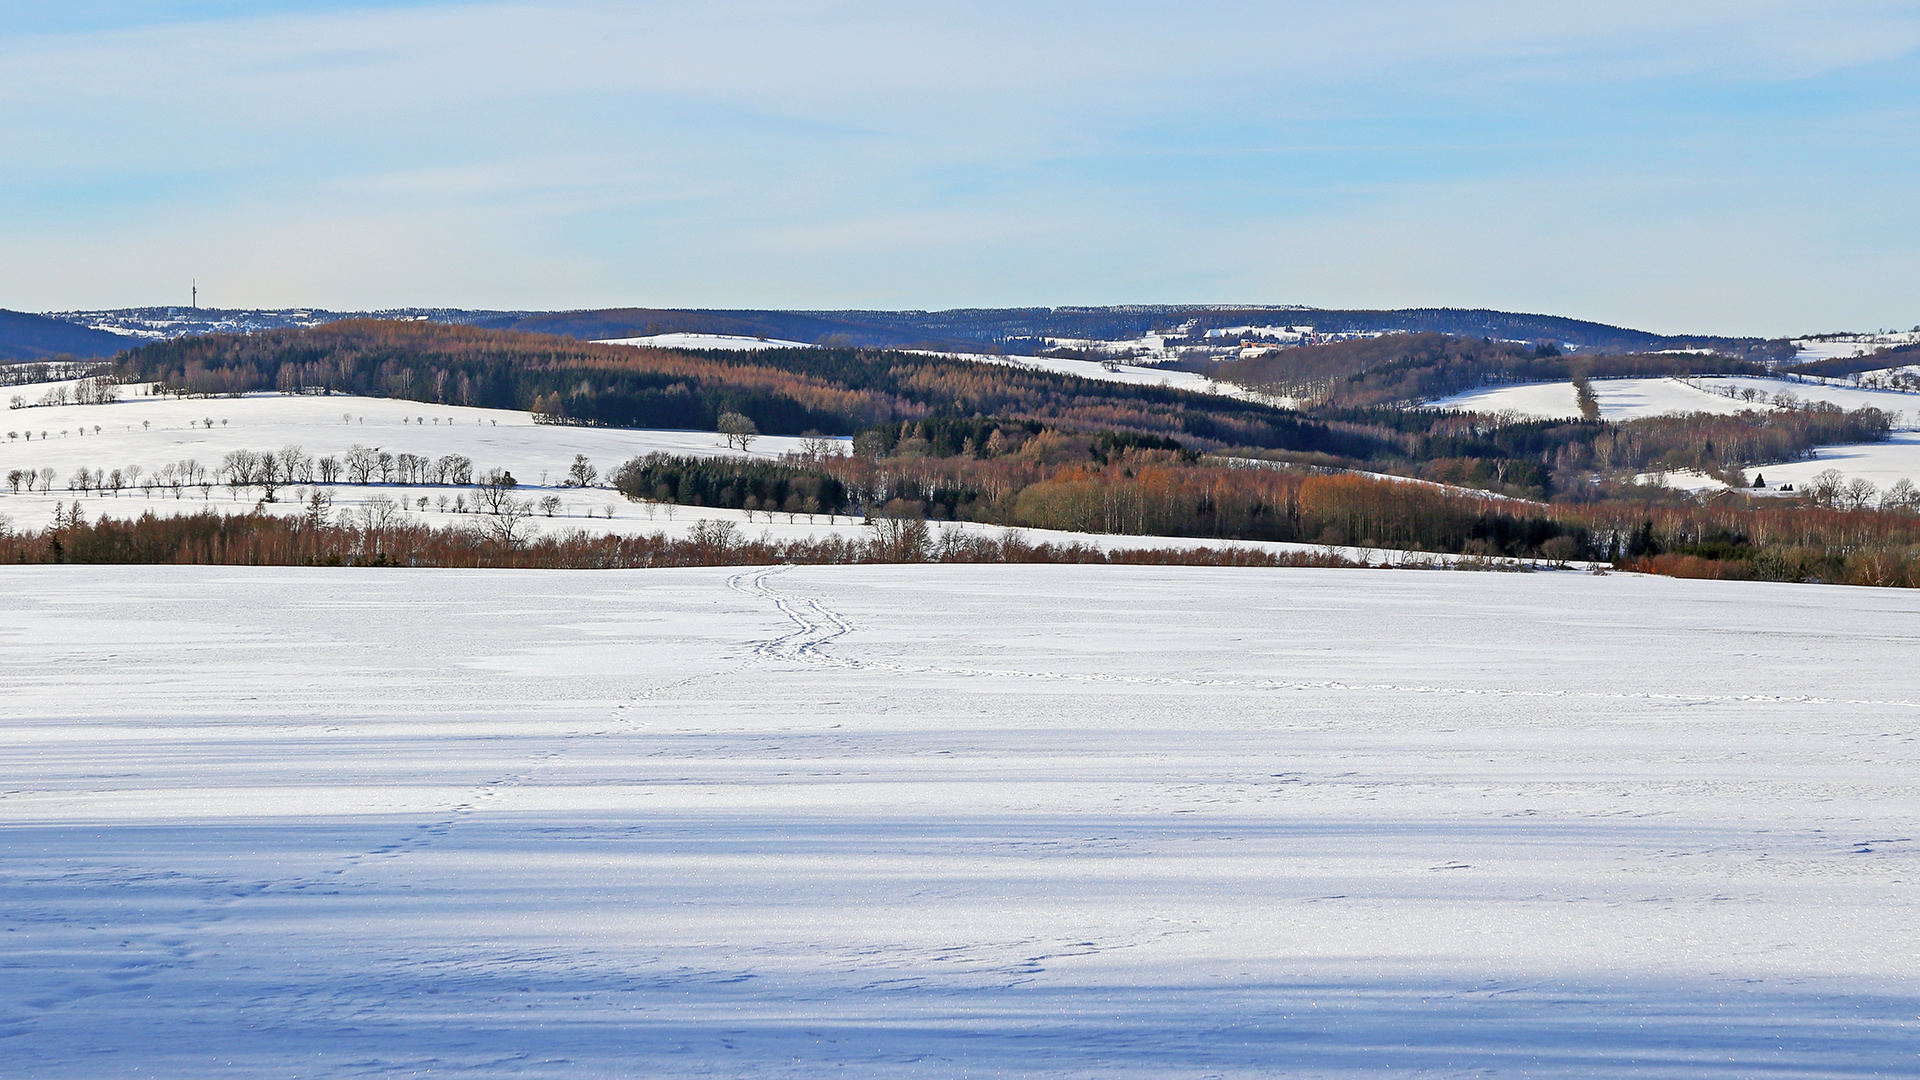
1843;476;1880;511
565;454;598;488
358;495;403;531
344;445;379;485
471;468;521;516
717;411;758;451
1806;468;1846;508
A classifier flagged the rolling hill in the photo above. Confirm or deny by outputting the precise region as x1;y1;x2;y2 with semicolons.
0;309;137;361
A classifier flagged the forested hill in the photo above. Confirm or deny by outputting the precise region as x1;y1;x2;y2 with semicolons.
474;305;1764;355
47;303;1771;355
1214;333;1771;407
0;309;136;360
112;320;1385;458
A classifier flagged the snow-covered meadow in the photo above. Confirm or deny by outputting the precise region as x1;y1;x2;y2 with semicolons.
1791;331;1920;362
0;380;838;534
0;380;1392;561
1428;375;1920;425
1728;430;1920;492
3;564;1917;1077
1432;377;1920;496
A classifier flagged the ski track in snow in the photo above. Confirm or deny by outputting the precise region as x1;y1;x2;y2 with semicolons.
736;563;1920;712
3;563;1919;1077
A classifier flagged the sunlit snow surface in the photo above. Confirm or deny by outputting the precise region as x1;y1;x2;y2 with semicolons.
4;564;1918;1077
1428;376;1920;424
595;333;815;351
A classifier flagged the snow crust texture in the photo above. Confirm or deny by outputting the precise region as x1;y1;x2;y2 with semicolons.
3;564;1918;1077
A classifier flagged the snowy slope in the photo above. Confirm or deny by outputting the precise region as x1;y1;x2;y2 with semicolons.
1702;375;1920;422
0;379;1486;561
952;349;1241;397
1431;376;1920;424
1426;380;1586;419
1737;430;1920;491
594;332;815;350
0;380;834;532
3;564;1917;1077
0;380;824;478
1791;331;1920;362
1430;377;1750;420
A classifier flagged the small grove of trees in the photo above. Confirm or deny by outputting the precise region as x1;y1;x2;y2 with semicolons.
717;411;759;451
1572;371;1601;421
7;375;122;409
6;468;60;493
1799;469;1920;512
612;453;849;520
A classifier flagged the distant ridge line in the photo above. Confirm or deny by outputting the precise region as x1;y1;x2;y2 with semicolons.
22;303;1771;358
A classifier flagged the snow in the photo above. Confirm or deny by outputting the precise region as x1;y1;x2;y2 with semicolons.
0;379;1485;561
935;349;1256;400
0;380;840;532
1426;380;1588;419
594;333;815;351
1205;324;1314;341
1422;377;1920;495
4;564;1917;1077
1702;376;1920;423
1737;429;1920;492
1429;376;1920;425
1629;468;1729;493
1791;331;1920;363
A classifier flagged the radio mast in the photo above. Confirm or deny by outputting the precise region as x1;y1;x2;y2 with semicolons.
192;280;197;309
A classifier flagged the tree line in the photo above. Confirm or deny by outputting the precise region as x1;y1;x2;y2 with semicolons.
609;442;1586;559
3;505;1367;571
6;445;482;502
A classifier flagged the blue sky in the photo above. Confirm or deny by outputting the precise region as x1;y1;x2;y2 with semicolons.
3;1;1916;335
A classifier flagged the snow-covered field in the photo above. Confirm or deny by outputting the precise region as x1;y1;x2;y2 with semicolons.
594;333;815;351
0;380;1450;562
1791;331;1920;362
3;565;1916;1077
1431;376;1920;425
0;380;1335;553
1735;430;1920;492
1427;377;1920;496
0;380;822;483
961;349;1246;398
0;381;842;533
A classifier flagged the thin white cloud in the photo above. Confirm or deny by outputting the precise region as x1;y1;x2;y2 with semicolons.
2;1;1917;330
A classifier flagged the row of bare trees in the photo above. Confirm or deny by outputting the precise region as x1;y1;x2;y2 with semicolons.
6;375;122;410
210;446;478;500
1797;469;1920;512
3;446;488;504
8;462;210;498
